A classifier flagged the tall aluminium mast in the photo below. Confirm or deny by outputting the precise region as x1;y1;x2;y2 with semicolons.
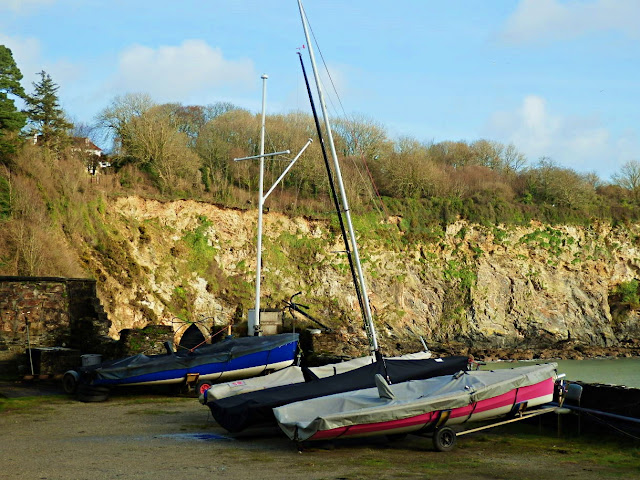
297;0;379;354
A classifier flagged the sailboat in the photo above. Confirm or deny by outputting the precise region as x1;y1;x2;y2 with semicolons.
274;363;560;448
198;0;473;431
268;2;564;451
63;334;299;396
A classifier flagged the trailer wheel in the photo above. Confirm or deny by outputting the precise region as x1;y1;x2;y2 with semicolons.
196;380;213;396
62;371;79;394
432;427;456;452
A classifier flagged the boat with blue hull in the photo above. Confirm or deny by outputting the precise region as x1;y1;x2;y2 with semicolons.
63;333;299;400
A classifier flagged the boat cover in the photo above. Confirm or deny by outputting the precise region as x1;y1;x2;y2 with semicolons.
274;363;558;441
85;333;299;383
203;351;433;401
203;366;307;401
206;355;470;432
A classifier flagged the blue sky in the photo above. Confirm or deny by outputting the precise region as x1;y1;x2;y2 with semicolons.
1;0;638;182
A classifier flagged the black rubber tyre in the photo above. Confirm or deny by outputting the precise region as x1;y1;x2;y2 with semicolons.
432;427;457;452
62;371;79;394
196;380;213;396
76;384;110;403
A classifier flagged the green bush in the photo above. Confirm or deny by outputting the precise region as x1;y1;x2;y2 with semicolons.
614;280;640;306
0;175;10;219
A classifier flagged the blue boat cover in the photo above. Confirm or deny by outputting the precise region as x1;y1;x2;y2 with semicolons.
80;333;299;385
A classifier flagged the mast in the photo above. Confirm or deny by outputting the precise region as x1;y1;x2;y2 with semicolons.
235;73;312;337
297;0;379;353
296;52;367;341
254;73;268;336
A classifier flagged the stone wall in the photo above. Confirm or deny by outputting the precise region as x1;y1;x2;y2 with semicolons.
0;276;112;373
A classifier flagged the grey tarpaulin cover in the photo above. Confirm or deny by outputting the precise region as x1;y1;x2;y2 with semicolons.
205;356;470;432
203;351;432;401
273;363;557;441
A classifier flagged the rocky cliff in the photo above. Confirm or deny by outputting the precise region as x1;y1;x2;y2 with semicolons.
81;196;640;359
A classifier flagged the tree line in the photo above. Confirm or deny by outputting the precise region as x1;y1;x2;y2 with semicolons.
2;43;640;238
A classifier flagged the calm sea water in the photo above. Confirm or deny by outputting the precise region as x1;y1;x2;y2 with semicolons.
487;357;640;389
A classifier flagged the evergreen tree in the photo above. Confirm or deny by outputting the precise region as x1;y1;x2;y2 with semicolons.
0;45;27;161
25;70;72;151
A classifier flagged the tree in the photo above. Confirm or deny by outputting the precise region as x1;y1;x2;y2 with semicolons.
126;105;201;191
523;157;596;210
612;160;640;202
204;101;240;121
331;114;390;160
501;143;527;173
25;71;72;151
0;45;27;160
162;103;207;145
196;109;257;194
96;93;155;156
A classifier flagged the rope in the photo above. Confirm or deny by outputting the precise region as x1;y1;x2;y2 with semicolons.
188;323;233;353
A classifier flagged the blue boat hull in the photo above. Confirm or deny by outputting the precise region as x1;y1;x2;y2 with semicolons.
75;334;299;388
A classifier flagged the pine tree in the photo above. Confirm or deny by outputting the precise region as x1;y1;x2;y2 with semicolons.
0;45;27;160
25;70;72;151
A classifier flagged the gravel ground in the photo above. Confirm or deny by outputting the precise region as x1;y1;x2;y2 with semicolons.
1;382;639;480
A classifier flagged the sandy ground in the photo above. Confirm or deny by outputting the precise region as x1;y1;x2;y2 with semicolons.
1;382;639;480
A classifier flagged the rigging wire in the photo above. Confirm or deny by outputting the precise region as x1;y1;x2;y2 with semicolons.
297;51;372;352
303;7;402;250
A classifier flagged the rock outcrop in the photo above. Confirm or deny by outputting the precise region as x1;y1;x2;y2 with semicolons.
79;196;640;358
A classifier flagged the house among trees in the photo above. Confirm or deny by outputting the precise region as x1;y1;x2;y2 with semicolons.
70;137;111;174
71;136;103;158
33;133;111;173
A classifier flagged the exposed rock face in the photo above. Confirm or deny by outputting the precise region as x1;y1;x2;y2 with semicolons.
80;197;640;357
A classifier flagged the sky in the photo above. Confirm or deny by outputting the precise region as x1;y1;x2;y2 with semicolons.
0;0;638;182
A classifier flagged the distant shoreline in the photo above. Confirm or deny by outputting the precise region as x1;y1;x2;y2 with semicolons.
430;342;640;362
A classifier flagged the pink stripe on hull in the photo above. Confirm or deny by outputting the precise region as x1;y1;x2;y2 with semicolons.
309;377;555;441
311;410;439;440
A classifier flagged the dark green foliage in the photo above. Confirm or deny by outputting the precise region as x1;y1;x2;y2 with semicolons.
0;174;10;219
518;227;568;257
613;280;640;307
0;45;27;160
24;71;72;151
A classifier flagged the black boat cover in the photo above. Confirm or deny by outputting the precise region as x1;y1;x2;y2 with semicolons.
207;355;470;432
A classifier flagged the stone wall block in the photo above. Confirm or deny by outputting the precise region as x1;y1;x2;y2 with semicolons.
0;277;112;375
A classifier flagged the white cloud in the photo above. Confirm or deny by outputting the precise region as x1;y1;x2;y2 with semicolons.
0;33;83;93
108;40;255;103
0;0;55;13
501;0;640;44
483;95;637;180
0;33;42;80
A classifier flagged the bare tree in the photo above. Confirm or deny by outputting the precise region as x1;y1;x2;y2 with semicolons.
127;106;200;191
502;143;527;173
332;114;391;160
96;93;155;154
612;160;640;201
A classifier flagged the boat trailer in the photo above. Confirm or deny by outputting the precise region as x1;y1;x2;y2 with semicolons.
424;404;560;452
